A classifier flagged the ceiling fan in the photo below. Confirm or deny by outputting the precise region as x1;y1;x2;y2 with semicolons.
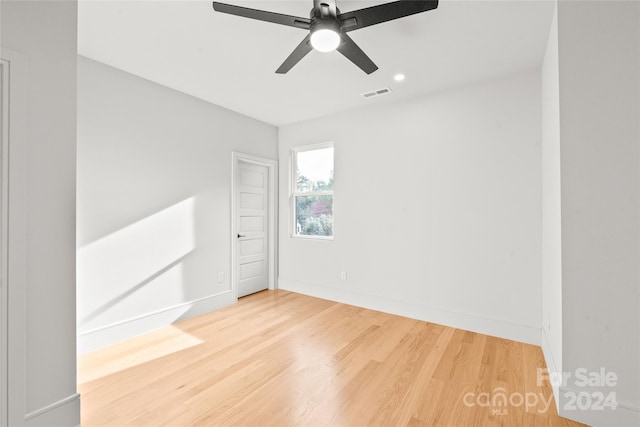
211;0;439;74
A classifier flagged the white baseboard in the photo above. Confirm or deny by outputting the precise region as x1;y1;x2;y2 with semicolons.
278;278;541;345
541;327;561;405
25;393;80;427
77;291;235;354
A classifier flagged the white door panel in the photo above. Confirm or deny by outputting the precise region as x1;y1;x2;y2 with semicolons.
239;238;263;257
236;161;269;297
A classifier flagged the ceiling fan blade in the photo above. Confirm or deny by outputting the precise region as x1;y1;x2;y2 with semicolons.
212;2;311;30
336;33;378;74
339;0;438;32
276;34;313;74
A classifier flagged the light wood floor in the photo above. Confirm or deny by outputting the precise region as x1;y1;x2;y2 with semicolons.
79;290;588;427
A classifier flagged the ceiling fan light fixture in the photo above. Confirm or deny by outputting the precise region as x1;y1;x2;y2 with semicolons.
310;28;341;53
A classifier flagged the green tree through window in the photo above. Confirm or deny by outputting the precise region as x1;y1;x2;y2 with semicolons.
292;145;334;238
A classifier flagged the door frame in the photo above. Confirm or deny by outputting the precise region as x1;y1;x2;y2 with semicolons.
0;49;28;427
231;152;278;300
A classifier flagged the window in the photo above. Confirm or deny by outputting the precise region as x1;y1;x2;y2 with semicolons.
292;143;334;238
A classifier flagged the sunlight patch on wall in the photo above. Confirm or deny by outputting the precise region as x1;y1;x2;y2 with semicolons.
78;197;196;331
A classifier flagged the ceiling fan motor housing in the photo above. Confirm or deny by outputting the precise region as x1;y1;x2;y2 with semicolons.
310;18;341;36
310;5;341;31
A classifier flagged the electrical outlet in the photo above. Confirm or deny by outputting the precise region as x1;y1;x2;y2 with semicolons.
217;272;224;283
340;271;347;281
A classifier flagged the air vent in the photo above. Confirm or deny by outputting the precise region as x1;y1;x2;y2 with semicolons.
361;87;392;98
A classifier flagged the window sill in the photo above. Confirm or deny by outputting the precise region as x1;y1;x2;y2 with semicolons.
290;235;334;241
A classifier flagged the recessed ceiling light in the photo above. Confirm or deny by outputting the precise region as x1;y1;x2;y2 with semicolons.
394;73;406;82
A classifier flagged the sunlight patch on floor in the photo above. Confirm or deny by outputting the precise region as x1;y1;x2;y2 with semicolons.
78;324;203;384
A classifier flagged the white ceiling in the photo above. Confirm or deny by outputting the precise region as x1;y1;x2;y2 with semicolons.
78;0;555;126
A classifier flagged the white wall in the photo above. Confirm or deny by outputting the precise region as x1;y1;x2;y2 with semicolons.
76;57;278;353
279;70;542;345
1;1;79;425
555;1;640;425
541;2;562;403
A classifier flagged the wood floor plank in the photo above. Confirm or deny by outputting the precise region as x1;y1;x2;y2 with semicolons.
79;290;589;427
368;324;455;426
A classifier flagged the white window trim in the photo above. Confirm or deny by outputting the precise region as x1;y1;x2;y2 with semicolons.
290;142;334;240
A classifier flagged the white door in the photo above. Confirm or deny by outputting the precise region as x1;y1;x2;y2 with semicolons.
236;161;269;297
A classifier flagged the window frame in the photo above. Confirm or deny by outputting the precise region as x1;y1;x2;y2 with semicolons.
290;142;334;240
